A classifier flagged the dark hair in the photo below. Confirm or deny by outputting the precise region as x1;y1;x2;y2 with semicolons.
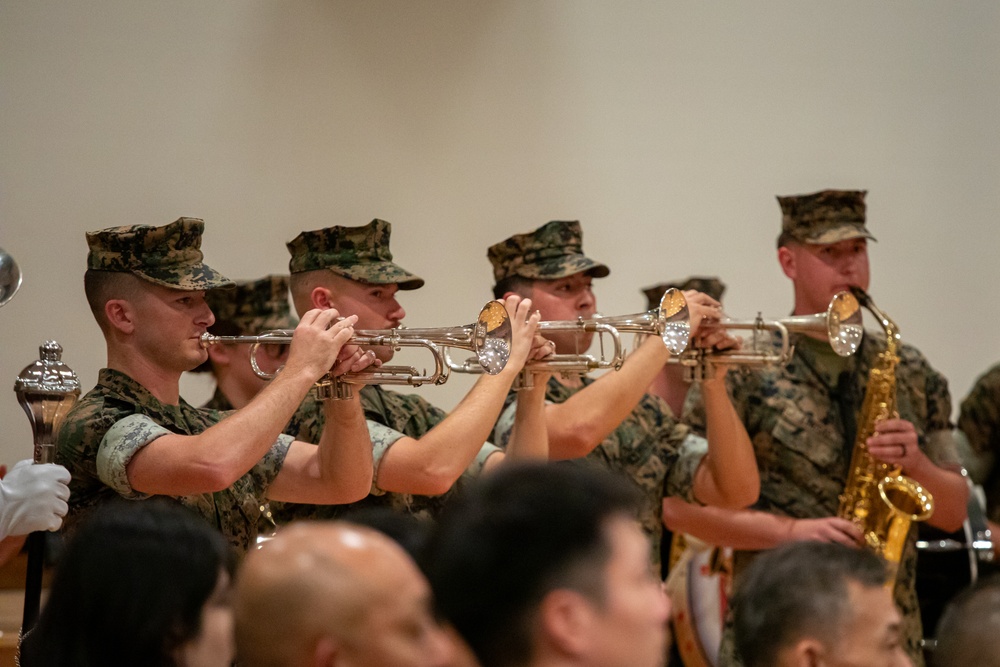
732;541;888;667
492;275;535;300
20;499;235;667
425;461;642;667
776;231;799;249
933;574;1000;667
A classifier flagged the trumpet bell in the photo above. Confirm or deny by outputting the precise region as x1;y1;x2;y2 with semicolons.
657;288;691;355
827;291;864;357
472;300;512;375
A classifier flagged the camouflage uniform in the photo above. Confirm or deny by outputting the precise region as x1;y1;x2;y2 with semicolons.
58;219;297;553
958;362;1000;524
488;220;703;569
684;191;958;667
273;220;498;523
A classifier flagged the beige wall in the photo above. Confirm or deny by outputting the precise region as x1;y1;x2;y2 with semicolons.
1;1;998;465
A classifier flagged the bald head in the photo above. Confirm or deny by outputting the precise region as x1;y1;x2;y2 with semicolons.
234;521;452;667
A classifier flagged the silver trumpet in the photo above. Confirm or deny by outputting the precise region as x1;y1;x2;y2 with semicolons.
201;300;512;400
672;290;863;381
444;288;690;382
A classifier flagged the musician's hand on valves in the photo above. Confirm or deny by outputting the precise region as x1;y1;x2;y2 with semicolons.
867;418;923;472
785;516;863;547
283;308;358;382
692;324;742;381
331;345;380;377
682;290;723;337
501;295;542;374
0;460;71;539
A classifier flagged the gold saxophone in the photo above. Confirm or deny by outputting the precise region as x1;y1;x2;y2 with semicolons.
837;287;934;586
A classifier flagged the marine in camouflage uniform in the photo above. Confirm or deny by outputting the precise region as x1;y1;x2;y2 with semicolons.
189;274;298;411
58;218;374;553
57;218;287;552
489;221;755;569
958;362;1000;525
682;190;965;667
272;219;506;524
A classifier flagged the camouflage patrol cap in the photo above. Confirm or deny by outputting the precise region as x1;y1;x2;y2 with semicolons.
286;219;424;290
777;189;876;245
642;276;726;311
205;275;297;335
85;217;233;290
487;220;610;283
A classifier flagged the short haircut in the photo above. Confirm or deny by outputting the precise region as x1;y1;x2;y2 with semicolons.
288;268;332;317
492;275;535;300
776;230;798;249
83;269;145;333
20;499;234;667
732;541;888;667
933;574;1000;667
425;461;643;667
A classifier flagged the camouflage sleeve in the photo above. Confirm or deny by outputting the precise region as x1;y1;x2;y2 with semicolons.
96;414;169;499
665;433;707;503
958;364;1000;459
468;442;503;476
369;420;406;496
491;399;517;450
248;434;295;498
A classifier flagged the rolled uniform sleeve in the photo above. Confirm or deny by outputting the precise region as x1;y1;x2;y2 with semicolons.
97;414;297;500
96;414;171;499
666;433;708;503
369;419;406;496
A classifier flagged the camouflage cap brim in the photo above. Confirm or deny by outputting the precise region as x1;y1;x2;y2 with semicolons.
514;254;610;281
801;224;877;245
329;262;425;290
135;262;234;291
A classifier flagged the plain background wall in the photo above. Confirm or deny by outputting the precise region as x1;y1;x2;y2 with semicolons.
1;1;997;466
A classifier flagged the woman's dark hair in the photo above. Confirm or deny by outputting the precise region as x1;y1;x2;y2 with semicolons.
20;499;235;667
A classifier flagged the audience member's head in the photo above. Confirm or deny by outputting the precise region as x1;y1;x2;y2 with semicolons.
932;574;1000;667
426;461;669;667
20;499;236;667
234;521;454;667
732;541;910;667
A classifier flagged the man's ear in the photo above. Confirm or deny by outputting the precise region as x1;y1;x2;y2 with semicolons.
104;299;136;335
537;588;595;658
777;245;797;281
784;636;826;667
311;286;335;310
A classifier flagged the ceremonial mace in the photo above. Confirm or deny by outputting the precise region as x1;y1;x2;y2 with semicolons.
14;341;79;633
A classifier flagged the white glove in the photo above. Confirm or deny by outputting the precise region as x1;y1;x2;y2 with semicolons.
0;459;71;539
